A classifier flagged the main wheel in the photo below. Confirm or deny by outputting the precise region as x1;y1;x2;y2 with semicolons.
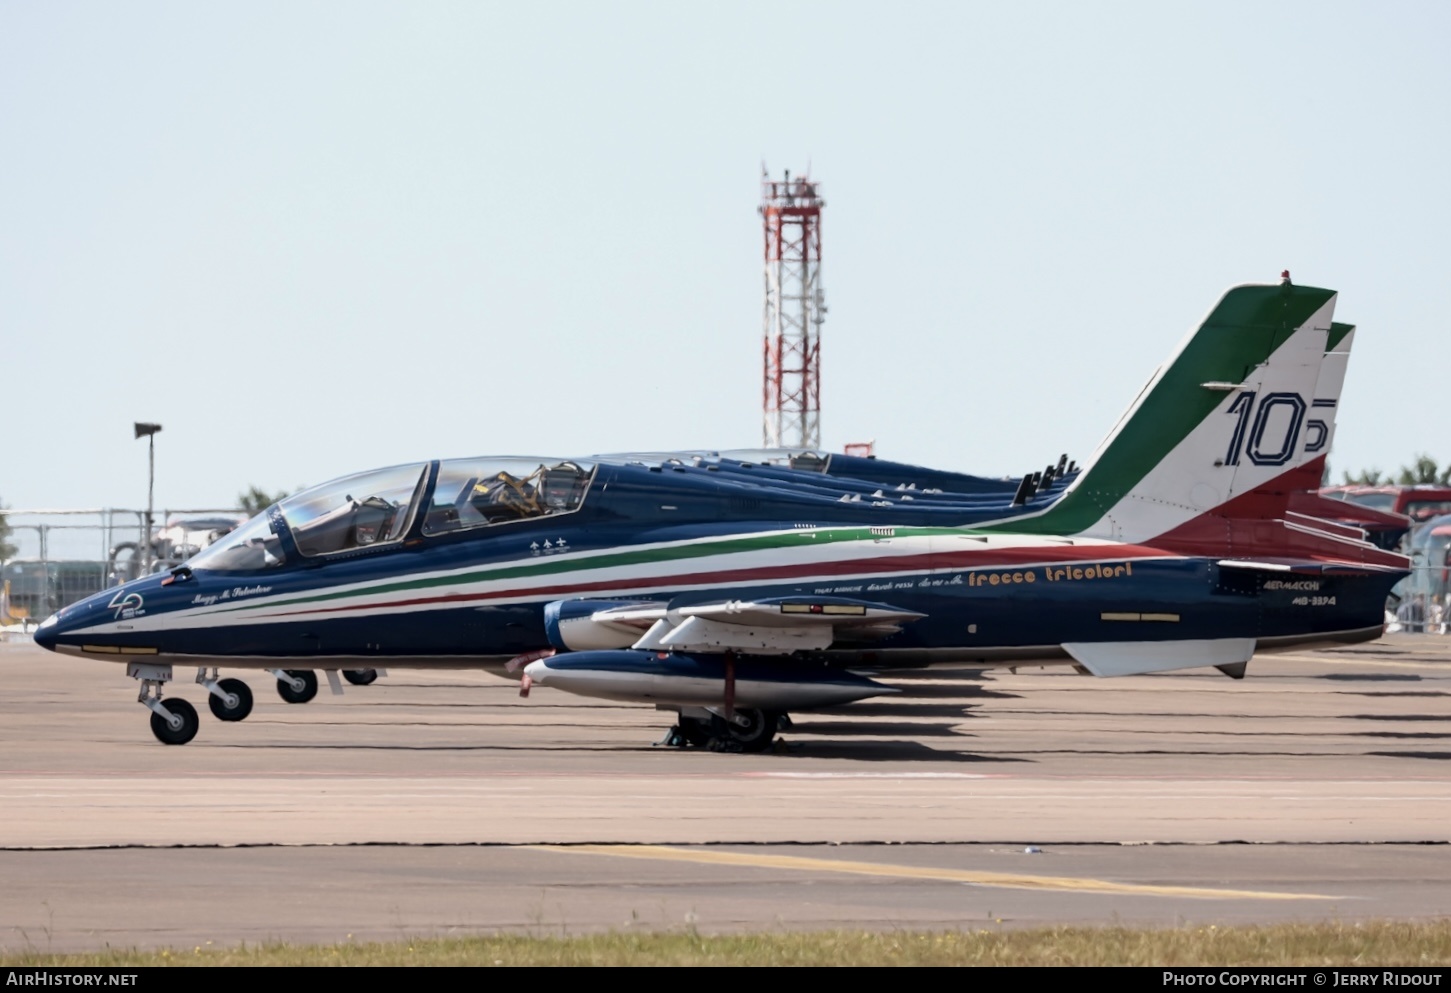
207;678;254;722
276;669;318;704
343;669;378;686
150;698;199;745
725;709;782;753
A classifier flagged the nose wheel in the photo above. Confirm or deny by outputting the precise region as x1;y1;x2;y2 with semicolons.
149;698;199;745
129;662;202;745
343;669;379;686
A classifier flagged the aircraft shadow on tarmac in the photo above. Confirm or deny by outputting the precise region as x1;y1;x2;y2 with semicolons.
1351;731;1451;739
872;682;1023;701
784;717;972;738
759;738;1028;762
1320;672;1425;682
200;733;1030;763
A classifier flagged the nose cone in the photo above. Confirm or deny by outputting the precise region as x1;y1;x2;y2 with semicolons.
30;580;151;655
32;612;59;651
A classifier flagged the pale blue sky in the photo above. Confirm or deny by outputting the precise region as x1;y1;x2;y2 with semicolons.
3;1;1448;511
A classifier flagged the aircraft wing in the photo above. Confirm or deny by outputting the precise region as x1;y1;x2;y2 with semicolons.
635;596;924;655
546;595;923;654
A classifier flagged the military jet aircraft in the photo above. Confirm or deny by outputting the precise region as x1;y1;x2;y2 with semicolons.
34;279;1405;750
158;315;1354;717
222;447;1078;710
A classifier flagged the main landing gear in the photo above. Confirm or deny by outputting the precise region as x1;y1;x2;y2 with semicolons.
196;668;253;722
660;707;788;753
267;668;318;703
264;668;379;701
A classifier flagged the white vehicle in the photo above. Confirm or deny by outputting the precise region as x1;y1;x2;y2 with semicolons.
108;514;247;582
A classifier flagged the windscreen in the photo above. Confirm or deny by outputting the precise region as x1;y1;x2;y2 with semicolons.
187;512;288;572
1345;492;1397;511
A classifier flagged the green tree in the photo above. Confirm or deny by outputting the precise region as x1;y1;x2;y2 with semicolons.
1396;454;1451;486
237;486;290;516
0;496;16;563
1338;455;1451;488
1340;467;1386;485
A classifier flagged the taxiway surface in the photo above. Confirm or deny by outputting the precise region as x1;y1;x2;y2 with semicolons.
1;636;1448;951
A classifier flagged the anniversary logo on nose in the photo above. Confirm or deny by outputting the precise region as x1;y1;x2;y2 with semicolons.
107;591;144;621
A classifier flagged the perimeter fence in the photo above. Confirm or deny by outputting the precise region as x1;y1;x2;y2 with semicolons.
1;507;246;628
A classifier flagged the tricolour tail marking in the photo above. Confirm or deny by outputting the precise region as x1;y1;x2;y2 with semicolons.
983;282;1337;545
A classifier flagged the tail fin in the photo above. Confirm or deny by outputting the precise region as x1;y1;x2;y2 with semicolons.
1297;321;1355;487
1213;321;1354;501
985;281;1336;543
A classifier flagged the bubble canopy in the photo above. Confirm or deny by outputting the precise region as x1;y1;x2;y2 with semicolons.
186;458;596;572
284;463;429;557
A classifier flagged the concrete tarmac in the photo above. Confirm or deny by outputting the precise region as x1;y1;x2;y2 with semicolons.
1;635;1449;952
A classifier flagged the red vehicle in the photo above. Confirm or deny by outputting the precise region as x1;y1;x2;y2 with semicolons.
1323;485;1451;523
1305;486;1422;551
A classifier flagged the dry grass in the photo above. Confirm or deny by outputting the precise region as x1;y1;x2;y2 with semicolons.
6;921;1451;966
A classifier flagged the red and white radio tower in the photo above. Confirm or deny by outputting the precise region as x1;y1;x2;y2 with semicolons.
760;168;826;449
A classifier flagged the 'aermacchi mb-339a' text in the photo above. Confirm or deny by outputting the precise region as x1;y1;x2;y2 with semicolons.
35;279;1407;750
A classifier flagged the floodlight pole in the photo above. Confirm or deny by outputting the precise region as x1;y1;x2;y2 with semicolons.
133;423;162;576
146;434;155;574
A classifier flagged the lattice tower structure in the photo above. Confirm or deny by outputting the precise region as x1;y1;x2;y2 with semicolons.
761;170;826;449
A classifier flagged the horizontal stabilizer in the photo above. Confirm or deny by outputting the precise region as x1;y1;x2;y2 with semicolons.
1062;638;1255;677
1218;559;1400;577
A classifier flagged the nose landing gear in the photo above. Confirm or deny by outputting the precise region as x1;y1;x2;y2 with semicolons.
149;698;199;745
128;662;200;745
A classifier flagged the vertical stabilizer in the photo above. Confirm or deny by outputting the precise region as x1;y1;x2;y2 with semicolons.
984;281;1336;543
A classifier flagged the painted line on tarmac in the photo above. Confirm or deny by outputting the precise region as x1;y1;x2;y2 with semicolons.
532;844;1341;900
742;772;996;779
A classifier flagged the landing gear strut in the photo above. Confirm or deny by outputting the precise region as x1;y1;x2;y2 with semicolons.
128;662;200;745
